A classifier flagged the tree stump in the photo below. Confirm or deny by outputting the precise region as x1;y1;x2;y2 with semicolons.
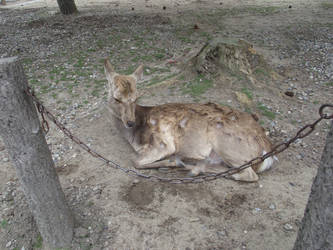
0;57;74;249
191;38;273;81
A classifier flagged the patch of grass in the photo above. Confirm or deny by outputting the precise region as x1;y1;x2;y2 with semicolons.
241;87;253;100
182;76;213;97
29;78;41;86
153;53;165;60
254;67;270;79
33;234;43;249
199;32;213;41
51;93;58;99
177;74;185;81
321;2;333;8
50;65;65;75
40;85;50;94
1;219;8;229
22;57;33;65
244;107;252;114
323;23;333;28
96;39;105;49
324;81;333;87
74;58;85;68
257;103;276;120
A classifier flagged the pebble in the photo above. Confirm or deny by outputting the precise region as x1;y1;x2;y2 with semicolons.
190;218;200;222
216;230;227;237
252;208;261;214
3;157;9;162
269;204;276;210
6;241;11;248
132;179;140;184
283;223;293;231
296;154;303;160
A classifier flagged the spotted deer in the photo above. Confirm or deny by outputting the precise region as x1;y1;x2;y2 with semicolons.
104;59;276;182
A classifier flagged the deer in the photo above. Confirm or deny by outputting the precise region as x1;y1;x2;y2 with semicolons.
104;58;276;182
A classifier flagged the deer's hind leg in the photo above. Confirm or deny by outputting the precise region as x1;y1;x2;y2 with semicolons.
182;150;259;182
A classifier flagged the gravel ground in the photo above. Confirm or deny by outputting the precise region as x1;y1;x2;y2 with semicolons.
0;0;332;249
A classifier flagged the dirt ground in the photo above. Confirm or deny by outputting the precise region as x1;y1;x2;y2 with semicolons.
0;0;332;249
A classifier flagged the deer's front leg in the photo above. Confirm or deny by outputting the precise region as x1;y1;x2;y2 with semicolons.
134;142;176;168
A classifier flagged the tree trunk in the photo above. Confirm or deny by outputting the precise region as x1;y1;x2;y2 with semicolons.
0;57;74;249
57;0;78;15
293;122;333;250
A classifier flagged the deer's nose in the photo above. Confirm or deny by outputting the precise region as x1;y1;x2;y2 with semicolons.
126;121;135;128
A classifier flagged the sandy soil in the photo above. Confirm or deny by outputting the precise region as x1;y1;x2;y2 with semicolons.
0;0;332;249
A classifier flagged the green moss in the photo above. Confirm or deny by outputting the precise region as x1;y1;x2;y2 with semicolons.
182;76;213;97
241;87;253;100
33;234;43;249
257;103;276;120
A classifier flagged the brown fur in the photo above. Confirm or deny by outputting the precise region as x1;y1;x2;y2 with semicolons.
104;59;275;182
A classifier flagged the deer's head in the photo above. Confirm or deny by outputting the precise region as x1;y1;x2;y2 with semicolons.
104;59;143;128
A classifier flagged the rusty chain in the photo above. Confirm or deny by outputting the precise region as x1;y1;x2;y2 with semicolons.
25;87;333;184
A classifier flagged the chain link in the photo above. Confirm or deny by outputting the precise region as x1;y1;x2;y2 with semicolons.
25;87;333;184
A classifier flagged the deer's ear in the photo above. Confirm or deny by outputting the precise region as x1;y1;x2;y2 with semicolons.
104;58;116;85
132;65;144;81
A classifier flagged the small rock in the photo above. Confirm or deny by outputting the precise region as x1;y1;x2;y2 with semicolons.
269;204;276;210
284;91;294;97
6;241;11;248
216;230;227;237
190;218;200;222
3;158;9;162
252;208;262;214
283;223;293;231
133;179;140;184
74;227;89;238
